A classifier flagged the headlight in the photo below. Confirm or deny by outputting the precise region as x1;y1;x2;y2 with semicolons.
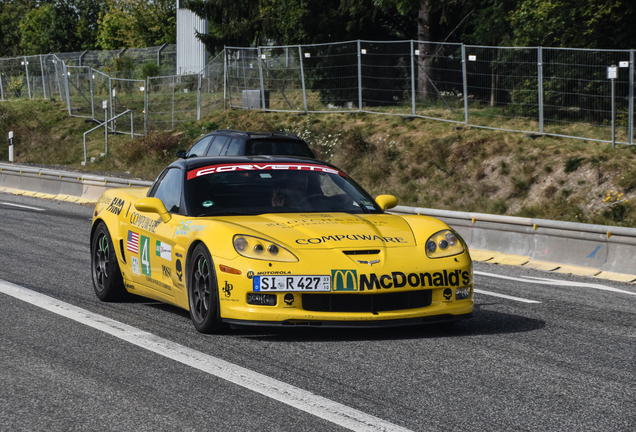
233;235;298;262
425;230;464;258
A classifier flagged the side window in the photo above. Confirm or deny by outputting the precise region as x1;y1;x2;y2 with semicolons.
206;136;229;155
186;136;213;157
152;168;183;213
225;138;242;155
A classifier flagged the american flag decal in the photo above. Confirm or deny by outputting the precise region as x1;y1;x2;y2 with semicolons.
127;231;139;254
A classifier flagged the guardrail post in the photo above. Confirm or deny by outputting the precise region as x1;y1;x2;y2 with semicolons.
538;47;544;135
298;45;308;113
357;40;362;111
461;44;469;125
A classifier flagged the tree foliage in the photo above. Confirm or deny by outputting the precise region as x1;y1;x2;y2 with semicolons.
97;0;176;50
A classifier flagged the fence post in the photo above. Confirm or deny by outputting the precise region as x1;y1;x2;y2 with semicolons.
197;73;202;120
357;40;362;111
538;47;544;134
298;45;308;113
0;63;4;101
410;40;416;116
461;44;469;125
63;62;71;115
224;48;229;110
258;46;266;110
24;57;32;99
157;43;167;66
172;75;175;129
39;55;47;99
144;76;149;135
630;50;634;145
89;67;95;119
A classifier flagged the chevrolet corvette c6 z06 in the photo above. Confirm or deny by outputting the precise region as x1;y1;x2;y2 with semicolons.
90;156;473;333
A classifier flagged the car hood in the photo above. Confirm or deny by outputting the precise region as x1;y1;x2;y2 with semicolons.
218;213;417;249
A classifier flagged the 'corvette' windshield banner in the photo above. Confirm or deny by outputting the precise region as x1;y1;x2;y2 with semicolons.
187;163;343;180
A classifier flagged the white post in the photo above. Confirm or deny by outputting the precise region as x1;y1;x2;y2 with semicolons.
8;131;14;163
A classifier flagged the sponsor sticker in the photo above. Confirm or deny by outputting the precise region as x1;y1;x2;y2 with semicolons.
131;256;140;275
155;241;172;261
127;231;139;254
188;163;344;180
140;235;151;277
106;197;125;215
331;269;358;291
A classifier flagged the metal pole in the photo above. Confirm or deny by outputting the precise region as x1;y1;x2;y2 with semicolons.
538;47;544;135
410;40;416;116
258;47;266;110
461;44;469;125
105;103;108;154
0;63;4;101
79;50;88;67
197;73;202;120
612;75;616;148
24;57;31;99
63;62;71;115
357;40;362;111
298;45;308;113
39;55;47;99
157;43;167;67
224;48;229;110
89;68;95;119
145;76;149;136
629;50;634;145
172;76;175;129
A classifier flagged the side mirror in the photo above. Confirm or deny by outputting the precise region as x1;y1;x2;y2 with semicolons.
375;194;398;211
134;197;171;223
176;150;187;159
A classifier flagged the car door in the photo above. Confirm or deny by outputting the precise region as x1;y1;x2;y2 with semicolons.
126;168;184;302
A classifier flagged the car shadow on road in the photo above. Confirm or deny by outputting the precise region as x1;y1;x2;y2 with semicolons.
231;305;546;342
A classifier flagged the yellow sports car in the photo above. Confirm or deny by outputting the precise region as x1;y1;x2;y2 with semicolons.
90;156;473;333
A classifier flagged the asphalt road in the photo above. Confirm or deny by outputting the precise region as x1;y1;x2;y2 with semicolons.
0;193;634;431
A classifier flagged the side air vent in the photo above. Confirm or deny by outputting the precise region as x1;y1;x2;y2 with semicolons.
119;239;127;264
343;250;380;255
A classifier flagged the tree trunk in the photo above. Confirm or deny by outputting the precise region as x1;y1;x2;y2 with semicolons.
417;0;432;100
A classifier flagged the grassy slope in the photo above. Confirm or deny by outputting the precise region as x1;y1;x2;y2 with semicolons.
2;99;636;227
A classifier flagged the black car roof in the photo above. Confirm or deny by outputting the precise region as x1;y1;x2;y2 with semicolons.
169;155;337;171
209;129;302;140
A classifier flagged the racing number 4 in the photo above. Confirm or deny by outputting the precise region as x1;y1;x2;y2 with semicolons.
141;235;151;276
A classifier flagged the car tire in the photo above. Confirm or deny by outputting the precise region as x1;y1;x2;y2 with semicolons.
91;222;126;301
187;244;222;333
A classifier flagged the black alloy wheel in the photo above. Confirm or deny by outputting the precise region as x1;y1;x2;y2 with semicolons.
91;222;125;301
188;244;222;333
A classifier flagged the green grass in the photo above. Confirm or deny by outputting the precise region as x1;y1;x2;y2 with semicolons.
3;98;636;227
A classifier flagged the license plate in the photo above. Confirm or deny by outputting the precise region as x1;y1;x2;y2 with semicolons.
253;275;331;292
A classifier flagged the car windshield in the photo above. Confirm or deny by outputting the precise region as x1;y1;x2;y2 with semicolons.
245;139;314;158
185;163;382;217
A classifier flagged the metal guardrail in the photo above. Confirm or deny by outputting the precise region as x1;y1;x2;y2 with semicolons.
391;205;636;281
0;163;634;282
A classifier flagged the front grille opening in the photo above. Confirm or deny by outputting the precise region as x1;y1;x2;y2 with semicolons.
343;250;380;255
302;290;432;313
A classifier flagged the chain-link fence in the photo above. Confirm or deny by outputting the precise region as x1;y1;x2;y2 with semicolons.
2;42;635;145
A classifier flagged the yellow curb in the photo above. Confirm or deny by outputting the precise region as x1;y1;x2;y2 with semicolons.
592;271;636;283
521;260;562;271
75;198;97;204
488;252;530;266
55;194;81;202
33;192;58;199
468;249;496;262
551;264;600;277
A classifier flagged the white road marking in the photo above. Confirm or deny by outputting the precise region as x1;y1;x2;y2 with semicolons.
0;202;45;211
474;289;541;303
0;279;412;432
475;270;636;296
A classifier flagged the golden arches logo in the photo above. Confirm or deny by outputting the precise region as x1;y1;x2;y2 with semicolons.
331;270;358;291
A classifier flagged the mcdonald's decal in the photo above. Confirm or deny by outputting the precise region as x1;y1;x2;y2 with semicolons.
331;269;358;291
